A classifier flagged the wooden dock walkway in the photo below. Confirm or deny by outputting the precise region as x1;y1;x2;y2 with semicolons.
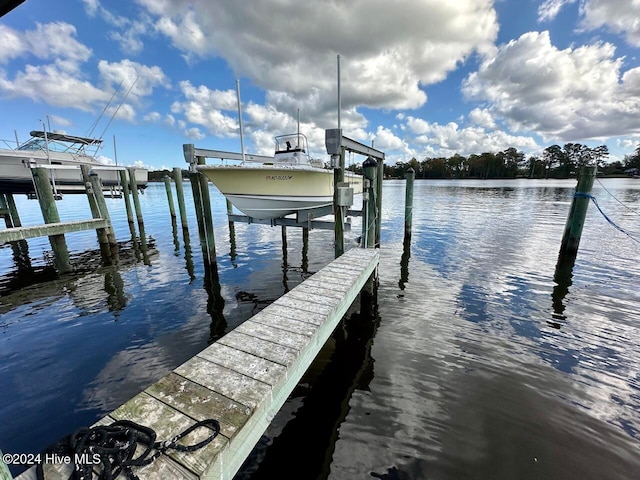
17;247;378;480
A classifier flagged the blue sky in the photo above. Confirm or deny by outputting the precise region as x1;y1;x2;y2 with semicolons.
1;0;640;170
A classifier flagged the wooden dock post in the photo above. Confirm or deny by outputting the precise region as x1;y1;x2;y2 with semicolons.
281;226;288;259
190;157;217;265
119;169;135;228
31;167;72;273
1;193;22;228
559;165;597;257
80;165;118;264
172;167;190;245
302;226;309;273
404;167;415;245
164;175;177;220
362;157;378;249
375;157;383;247
127;167;145;229
333;147;346;258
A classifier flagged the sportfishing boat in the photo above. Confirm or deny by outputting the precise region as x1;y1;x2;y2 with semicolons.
0;130;148;194
197;132;363;220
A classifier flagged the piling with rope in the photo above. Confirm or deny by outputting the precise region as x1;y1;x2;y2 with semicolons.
559;165;597;257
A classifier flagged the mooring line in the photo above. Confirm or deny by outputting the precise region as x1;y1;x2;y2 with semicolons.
595;178;640;217
574;192;640;245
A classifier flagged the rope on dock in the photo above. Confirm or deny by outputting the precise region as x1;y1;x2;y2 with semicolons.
36;418;220;480
574;192;640;245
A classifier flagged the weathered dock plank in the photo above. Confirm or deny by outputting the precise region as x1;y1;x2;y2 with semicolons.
0;219;109;244
16;247;378;480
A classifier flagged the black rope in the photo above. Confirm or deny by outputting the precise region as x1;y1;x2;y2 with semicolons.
36;418;220;480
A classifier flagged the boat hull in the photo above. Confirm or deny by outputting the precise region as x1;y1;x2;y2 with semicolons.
0;149;148;194
198;165;362;219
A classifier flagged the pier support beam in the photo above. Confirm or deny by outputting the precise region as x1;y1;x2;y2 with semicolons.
164;175;177;220
31;167;72;273
559;165;596;257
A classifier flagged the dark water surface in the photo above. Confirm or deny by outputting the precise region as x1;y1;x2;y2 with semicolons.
1;179;639;479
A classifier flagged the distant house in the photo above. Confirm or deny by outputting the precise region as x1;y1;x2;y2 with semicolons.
624;167;639;176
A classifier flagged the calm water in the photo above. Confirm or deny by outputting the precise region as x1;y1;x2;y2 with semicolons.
1;178;640;479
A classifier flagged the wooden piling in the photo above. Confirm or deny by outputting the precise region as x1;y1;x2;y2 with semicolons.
362;157;378;249
333;147;346;258
559;165;596;257
80;165;115;263
128;167;144;229
375;158;383;247
164;175;177;220
89;172;119;261
302;227;309;273
226;198;236;243
281;226;288;259
190;157;217;265
31;167;72;273
119;170;135;226
173;167;189;232
404;167;415;245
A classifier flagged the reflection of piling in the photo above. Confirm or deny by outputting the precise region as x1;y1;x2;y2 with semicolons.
31;167;71;273
404;167;415;245
127;167;144;230
559;166;596;257
399;238;411;291
183;227;195;281
550;254;575;328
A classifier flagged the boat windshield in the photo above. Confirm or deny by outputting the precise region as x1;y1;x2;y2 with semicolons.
18;138;89;153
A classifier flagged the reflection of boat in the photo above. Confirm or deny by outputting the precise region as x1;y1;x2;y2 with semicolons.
198;133;362;220
0;131;148;194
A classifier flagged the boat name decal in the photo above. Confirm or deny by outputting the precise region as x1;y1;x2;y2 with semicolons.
265;175;293;180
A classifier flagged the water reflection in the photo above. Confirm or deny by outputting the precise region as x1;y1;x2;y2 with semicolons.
236;301;380;480
399;239;410;292
550;254;576;328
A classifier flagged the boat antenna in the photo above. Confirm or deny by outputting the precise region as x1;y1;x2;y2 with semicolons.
14;130;19;148
297;108;300;150
97;75;139;143
46;115;52;133
236;79;246;164
337;54;341;131
87;79;124;139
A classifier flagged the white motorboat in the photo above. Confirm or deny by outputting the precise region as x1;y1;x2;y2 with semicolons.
0;130;148;194
197;133;363;220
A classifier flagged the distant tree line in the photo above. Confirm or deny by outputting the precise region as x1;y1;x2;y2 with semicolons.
347;143;640;179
